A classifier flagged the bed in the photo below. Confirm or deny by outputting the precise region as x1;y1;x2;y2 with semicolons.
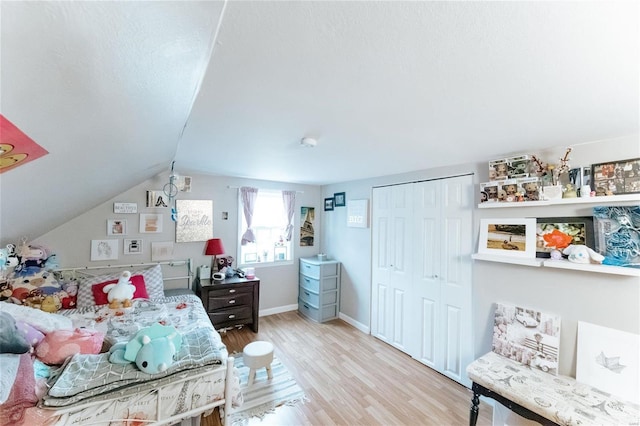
0;259;242;426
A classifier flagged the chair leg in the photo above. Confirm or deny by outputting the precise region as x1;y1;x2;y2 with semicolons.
470;387;480;426
266;365;273;380
248;369;256;385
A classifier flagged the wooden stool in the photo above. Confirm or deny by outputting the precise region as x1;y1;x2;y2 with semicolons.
243;341;274;386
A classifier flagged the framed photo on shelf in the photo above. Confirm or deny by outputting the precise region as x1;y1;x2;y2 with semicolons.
478;218;536;258
535;216;595;258
334;192;346;207
591;158;640;195
107;219;127;236
274;246;287;261
324;197;334;211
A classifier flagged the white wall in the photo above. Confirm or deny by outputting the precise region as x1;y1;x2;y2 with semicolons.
322;134;640;377
34;173;322;313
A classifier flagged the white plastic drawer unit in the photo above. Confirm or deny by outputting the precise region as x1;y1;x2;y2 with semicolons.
298;257;341;323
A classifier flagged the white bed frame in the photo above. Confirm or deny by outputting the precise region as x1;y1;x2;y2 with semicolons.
50;259;236;425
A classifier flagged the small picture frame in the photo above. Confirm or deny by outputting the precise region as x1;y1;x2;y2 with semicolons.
591;157;640;195
124;238;143;255
107;219;127;236
478;218;536;258
244;253;258;263
324;197;334;211
90;239;119;261
140;213;163;233
113;202;137;214
535;216;595;258
334;192;346;207
274;246;287;261
151;241;174;261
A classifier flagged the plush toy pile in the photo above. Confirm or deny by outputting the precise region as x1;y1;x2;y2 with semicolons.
0;243;76;313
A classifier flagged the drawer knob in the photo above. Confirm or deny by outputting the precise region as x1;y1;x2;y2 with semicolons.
229;289;236;293
228;314;236;319
304;292;310;296
303;304;309;309
229;300;236;304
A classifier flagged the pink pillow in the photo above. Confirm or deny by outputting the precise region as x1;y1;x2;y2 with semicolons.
35;328;105;365
91;275;149;306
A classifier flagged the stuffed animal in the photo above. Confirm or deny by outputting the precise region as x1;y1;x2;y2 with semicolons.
109;323;182;374
103;270;135;309
562;245;604;264
40;295;62;313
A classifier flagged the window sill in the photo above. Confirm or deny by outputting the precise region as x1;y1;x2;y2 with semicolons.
239;260;295;269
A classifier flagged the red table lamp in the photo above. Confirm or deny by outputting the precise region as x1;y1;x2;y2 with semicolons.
204;238;225;280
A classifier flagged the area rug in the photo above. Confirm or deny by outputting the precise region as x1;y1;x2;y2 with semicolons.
228;353;307;425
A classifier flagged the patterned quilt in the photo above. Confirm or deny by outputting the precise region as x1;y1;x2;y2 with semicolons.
41;294;228;407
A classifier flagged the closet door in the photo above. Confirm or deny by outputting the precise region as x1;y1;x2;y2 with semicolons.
411;175;473;386
371;185;413;352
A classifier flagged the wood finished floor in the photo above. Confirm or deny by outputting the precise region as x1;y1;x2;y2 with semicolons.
203;311;493;426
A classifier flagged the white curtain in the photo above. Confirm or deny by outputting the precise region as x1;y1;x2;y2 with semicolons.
282;190;296;241
240;186;258;245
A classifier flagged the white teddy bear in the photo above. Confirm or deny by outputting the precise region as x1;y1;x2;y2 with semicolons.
103;270;135;309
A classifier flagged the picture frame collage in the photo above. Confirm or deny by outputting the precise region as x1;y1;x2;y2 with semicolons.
479;215;597;259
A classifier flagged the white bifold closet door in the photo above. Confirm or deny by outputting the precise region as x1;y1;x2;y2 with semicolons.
371;175;473;387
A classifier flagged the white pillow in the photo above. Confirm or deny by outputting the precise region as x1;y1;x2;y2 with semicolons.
0;302;73;333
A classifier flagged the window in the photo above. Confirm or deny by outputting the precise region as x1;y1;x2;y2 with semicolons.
238;188;294;265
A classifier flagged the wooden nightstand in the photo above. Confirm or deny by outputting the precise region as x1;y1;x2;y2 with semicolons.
196;276;260;332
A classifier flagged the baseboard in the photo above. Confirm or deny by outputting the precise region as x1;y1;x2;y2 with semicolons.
259;304;298;317
339;312;370;334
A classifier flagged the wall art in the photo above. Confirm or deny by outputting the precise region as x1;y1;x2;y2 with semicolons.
577;321;639;402
591;158;640;195
146;190;170;208
0;115;49;174
324;197;334;211
90;239;118;261
107;219;127;236
124;238;143;255
151;241;174;262
300;207;315;246
535;216;594;258
493;302;562;376
334;192;346;207
139;213;163;233
478;218;536;258
175;199;213;243
113;202;137;214
347;199;369;228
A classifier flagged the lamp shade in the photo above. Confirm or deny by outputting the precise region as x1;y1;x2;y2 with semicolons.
204;238;225;256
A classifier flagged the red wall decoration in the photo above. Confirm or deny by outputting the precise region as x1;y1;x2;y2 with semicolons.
0;115;49;174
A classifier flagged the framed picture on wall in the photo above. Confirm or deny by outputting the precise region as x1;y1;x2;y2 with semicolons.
124;238;143;255
334;192;346;207
324;197;334;211
107;219;127;236
90;239;118;261
140;213;163;233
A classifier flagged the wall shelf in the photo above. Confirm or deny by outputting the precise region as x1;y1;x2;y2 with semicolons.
471;253;543;267
472;254;640;276
478;193;640;209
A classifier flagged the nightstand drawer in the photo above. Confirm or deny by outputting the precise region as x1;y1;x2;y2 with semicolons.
207;286;253;297
208;293;252;310
208;306;252;325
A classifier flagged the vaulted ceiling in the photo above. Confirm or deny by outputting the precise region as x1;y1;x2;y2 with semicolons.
1;1;638;245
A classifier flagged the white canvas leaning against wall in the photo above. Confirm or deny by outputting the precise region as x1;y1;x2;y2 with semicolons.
493;303;561;375
577;321;640;402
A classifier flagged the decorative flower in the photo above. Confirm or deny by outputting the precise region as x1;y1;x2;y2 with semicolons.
543;229;573;249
